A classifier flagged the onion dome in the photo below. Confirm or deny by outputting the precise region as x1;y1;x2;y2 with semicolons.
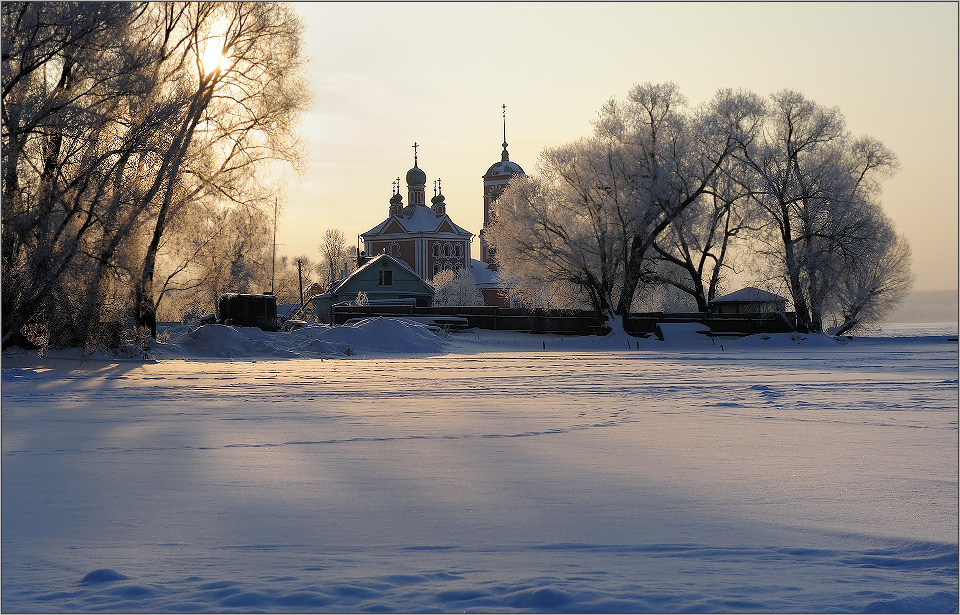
407;143;426;187
406;163;426;187
431;178;446;215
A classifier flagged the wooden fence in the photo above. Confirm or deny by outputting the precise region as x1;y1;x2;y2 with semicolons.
331;305;797;336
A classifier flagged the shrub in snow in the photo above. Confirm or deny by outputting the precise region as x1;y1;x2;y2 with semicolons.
432;269;483;307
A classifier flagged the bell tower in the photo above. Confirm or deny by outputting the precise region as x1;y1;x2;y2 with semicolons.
480;104;524;267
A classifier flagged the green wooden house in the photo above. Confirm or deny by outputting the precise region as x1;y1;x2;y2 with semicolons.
308;253;435;323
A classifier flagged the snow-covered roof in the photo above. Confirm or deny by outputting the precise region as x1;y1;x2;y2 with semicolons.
713;287;787;303
362;204;472;237
469;259;501;287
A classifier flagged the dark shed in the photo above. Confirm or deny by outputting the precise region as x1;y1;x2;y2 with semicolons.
217;293;278;331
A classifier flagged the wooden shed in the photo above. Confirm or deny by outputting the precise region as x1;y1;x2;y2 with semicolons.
710;287;789;315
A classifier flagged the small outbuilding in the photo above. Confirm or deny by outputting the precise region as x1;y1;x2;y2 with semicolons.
710;287;789;315
309;253;435;323
217;293;278;331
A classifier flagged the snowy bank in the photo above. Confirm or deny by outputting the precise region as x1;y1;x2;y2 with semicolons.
3;318;956;365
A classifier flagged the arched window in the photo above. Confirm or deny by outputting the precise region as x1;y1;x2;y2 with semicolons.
432;243;440;258
443;243;451;257
433;263;442;276
390;243;401;257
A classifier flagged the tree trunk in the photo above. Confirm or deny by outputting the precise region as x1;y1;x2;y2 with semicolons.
132;79;214;338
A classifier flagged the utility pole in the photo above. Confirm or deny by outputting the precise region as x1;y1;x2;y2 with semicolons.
271;198;277;295
297;258;304;308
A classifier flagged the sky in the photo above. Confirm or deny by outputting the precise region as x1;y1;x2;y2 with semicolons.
277;2;958;292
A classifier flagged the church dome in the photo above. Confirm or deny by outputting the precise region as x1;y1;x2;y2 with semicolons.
406;164;426;187
485;159;524;178
484;142;524;178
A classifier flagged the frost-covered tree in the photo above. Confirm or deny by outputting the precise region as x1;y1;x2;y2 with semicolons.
738;91;910;332
156;204;273;322
489;83;764;331
830;226;913;335
131;2;309;338
2;2;153;348
649;155;763;312
487;144;628;317
431;268;483;307
1;2;309;349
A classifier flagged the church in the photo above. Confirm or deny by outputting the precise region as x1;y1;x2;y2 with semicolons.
360;110;524;307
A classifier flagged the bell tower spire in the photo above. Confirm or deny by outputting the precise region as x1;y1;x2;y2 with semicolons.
501;104;510;162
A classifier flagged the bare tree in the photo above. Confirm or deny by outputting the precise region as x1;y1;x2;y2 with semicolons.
488;141;628;319
318;228;350;290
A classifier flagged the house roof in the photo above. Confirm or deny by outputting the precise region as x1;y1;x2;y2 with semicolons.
328;253;431;296
713;287;788;303
362;204;472;237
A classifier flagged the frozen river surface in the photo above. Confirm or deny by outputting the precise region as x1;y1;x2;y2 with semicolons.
2;327;958;612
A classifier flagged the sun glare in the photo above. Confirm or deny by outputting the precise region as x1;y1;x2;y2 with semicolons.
201;41;228;75
200;20;231;76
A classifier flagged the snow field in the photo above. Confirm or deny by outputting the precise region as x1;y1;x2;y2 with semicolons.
2;323;958;612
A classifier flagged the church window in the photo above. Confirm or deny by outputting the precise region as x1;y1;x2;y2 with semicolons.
443;243;451;257
378;270;393;286
432;243;440;257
